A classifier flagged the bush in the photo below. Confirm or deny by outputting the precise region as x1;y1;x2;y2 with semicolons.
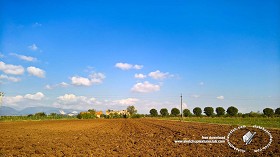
275;108;280;115
183;109;192;117
77;112;96;119
171;108;180;117
193;107;202;116
226;106;238;116
204;107;214;117
34;112;46;117
150;109;158;117
216;107;225;117
263;108;274;117
131;114;144;118
160;108;169;117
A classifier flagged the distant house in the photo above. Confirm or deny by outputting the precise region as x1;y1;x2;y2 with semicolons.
96;111;103;118
106;109;130;116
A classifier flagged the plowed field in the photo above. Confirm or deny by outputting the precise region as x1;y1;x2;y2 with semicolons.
0;119;279;156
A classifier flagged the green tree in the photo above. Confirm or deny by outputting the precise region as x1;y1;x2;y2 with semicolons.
204;107;214;117
127;105;137;115
171;108;180;116
150;108;158;117
216;107;225;116
226;106;238;116
160;108;169;117
183;109;191;117
34;112;46;117
263;108;274;117
275;108;280;115
193;107;202;116
88;109;96;114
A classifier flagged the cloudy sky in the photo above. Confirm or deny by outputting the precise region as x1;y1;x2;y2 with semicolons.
0;0;279;113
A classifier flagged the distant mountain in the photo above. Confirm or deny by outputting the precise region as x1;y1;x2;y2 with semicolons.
0;106;82;116
0;106;19;116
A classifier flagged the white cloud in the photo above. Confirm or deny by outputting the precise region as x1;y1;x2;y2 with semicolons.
45;84;53;90
27;66;45;78
191;94;200;98
28;44;38;51
216;96;224;100
71;73;105;86
32;22;42;27
60;82;69;87
3;95;24;104
24;92;45;100
0;53;4;58
10;53;37;62
89;73;106;84
54;94;99;110
115;62;143;70
113;98;139;105
131;81;160;93
71;76;91;86
0;74;21;82
3;92;45;107
199;82;204;86
0;61;25;75
134;64;143;70
45;82;70;90
134;73;146;79
148;70;171;80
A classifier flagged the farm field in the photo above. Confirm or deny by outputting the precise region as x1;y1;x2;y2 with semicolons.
0;119;279;156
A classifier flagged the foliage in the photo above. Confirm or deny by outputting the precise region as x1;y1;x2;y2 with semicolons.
34;112;46;117
183;109;192;117
204;107;214;117
77;112;96;119
149;108;158;117
171;108;180;116
274;108;280;115
88;109;96;114
131;114;144;118
160;108;169;117
226;106;238;116
263;108;274;117
193;107;202;116
127;106;137;115
215;107;225;116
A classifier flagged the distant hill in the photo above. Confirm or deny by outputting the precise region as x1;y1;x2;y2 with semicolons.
0;106;19;115
0;106;81;116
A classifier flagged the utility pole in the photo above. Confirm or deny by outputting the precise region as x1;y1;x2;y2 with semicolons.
180;93;183;121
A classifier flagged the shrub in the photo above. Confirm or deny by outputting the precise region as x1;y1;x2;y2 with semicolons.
263;108;274;117
216;107;225;116
226;106;238;116
204;107;214;117
171;108;180;117
160;108;169;117
150;109;158;117
183;109;192;117
193;107;202;116
131;114;144;118
77;112;96;119
275;108;280;115
34;112;46;117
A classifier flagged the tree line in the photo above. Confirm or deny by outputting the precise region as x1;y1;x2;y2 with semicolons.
149;106;280;117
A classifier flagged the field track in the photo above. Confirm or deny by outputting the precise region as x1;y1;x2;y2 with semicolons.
0;119;279;156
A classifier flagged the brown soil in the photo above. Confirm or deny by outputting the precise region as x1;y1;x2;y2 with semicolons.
0;119;279;156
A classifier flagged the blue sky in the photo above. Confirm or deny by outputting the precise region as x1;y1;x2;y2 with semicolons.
0;0;279;114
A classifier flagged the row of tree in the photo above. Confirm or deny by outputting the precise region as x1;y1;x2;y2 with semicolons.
149;107;280;117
